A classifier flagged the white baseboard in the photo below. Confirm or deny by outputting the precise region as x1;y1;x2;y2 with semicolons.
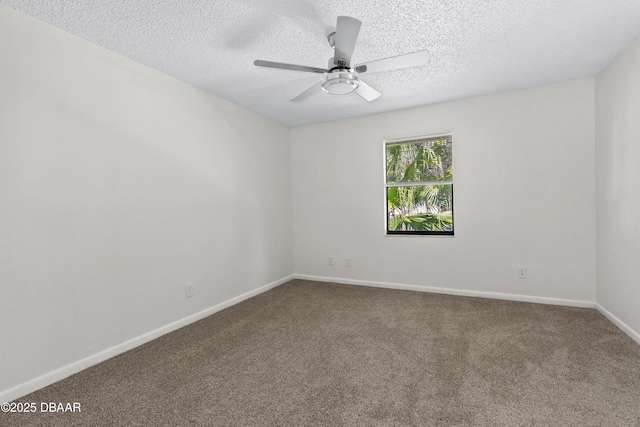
0;274;294;404
596;304;640;346
293;274;597;308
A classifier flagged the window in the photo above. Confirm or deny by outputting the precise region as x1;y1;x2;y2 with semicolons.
385;135;454;235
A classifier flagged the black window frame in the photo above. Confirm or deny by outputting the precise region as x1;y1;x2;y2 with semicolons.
384;134;454;236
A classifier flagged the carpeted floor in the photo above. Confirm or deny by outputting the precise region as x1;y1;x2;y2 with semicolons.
3;279;640;426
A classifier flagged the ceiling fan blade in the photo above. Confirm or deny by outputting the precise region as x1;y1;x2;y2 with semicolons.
254;60;328;74
291;82;323;102
334;16;362;66
354;50;431;74
354;79;381;102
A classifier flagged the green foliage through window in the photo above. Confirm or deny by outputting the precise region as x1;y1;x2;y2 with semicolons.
385;136;453;235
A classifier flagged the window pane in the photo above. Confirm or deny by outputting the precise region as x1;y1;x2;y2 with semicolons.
387;184;453;233
386;138;453;184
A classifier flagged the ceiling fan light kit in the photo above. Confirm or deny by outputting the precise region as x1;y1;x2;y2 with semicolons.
322;72;359;95
254;16;431;103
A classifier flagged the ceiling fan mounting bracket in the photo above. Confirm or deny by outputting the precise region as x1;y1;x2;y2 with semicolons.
327;31;336;48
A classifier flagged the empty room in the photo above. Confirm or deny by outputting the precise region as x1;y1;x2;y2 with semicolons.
1;0;639;425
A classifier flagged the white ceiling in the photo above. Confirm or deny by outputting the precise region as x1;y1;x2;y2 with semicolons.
3;0;640;127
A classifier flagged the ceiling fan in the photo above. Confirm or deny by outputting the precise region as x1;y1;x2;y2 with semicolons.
254;16;431;102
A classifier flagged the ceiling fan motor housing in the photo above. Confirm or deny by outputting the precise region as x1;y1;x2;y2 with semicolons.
328;57;349;69
322;71;359;95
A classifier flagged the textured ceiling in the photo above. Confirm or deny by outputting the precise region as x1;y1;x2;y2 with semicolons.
3;0;640;127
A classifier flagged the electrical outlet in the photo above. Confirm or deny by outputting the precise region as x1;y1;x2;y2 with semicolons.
328;256;334;266
517;267;527;279
346;258;352;267
185;283;194;298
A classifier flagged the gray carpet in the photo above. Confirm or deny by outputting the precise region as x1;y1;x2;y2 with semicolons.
3;279;640;426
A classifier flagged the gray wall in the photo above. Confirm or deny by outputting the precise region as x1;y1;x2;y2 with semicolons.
291;79;597;304
0;5;293;399
596;34;640;338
